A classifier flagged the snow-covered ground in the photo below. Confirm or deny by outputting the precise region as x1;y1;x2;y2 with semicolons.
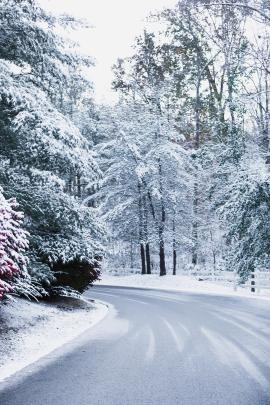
0;297;108;382
98;273;270;300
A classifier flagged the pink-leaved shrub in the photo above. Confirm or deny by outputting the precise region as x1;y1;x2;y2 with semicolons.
0;187;28;299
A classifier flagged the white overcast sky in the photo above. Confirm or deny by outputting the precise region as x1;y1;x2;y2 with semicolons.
40;0;177;102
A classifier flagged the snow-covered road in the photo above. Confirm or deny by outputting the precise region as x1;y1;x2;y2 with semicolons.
1;286;270;405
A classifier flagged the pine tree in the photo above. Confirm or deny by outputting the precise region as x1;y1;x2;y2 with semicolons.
0;0;103;296
0;187;29;299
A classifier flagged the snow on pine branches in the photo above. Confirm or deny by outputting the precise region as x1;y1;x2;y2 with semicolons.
0;0;103;296
0;188;28;299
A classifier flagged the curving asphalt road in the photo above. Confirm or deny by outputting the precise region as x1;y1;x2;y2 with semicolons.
1;285;270;405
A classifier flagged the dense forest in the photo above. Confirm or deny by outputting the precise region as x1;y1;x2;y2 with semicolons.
1;0;270;300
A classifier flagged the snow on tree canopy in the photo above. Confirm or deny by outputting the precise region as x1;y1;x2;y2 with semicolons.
0;0;103;296
0;63;99;179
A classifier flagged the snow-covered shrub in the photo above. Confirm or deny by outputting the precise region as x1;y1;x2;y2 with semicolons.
0;188;29;299
52;259;101;293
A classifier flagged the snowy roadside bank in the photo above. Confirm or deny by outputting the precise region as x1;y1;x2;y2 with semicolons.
98;273;270;300
0;296;108;382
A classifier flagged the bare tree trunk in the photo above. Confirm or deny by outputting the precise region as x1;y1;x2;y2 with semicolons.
159;235;166;276
68;177;72;194
77;173;82;198
172;217;177;275
143;195;152;274
192;181;199;266
263;69;270;153
159;161;166;276
209;229;216;273
146;243;151;274
130;240;134;269
255;47;270;156
67;168;74;195
173;248;177;276
192;64;201;266
140;243;146;275
138;183;146;274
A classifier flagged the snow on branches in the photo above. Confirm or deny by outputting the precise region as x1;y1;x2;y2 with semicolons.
0;188;28;299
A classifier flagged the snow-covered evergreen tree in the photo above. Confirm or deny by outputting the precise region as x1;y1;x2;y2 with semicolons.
0;187;29;299
217;148;270;281
0;0;103;295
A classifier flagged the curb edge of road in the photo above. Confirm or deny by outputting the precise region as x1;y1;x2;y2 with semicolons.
0;297;110;392
97;283;270;302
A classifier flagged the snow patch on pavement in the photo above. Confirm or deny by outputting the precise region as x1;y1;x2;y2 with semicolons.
0;297;108;382
145;328;156;362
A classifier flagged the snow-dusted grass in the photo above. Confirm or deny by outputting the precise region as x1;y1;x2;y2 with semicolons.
99;273;270;300
0;297;108;382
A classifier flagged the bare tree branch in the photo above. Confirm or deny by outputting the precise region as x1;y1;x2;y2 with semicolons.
202;3;270;21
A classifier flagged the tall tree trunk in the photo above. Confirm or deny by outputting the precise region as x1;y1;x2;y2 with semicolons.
209;229;216;274
138;182;146;274
143;195;151;274
77;173;82;198
158;161;166;276
140;243;146;275
130;240;134;269
257;66;270;155
192;181;199;266
173;248;177;276
172;217;177;275
192;65;201;266
263;70;269;153
146;243;151;275
159;235;166;276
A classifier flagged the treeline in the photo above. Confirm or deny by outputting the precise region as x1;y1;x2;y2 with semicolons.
0;0;103;299
1;0;270;300
95;0;270;281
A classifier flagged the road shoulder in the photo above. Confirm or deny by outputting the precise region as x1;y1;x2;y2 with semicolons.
0;296;108;383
